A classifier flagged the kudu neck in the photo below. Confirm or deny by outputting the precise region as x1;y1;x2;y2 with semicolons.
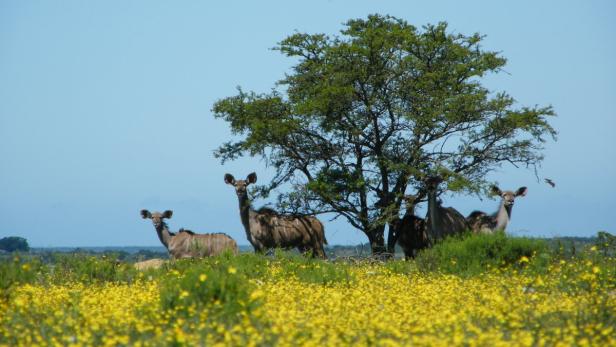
405;203;416;217
155;222;173;248
495;200;513;230
237;193;253;230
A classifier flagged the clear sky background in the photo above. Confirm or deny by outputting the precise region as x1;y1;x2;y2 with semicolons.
1;1;615;247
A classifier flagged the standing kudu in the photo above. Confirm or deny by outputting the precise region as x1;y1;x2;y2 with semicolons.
140;209;238;259
425;177;469;244
467;186;527;233
396;195;428;260
224;172;328;258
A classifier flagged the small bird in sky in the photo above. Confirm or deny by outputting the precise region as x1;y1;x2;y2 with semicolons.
544;178;556;188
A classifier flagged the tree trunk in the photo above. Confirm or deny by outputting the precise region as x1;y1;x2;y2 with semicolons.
366;226;388;256
386;220;400;255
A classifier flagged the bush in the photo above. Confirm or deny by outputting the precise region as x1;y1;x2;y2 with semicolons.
415;231;550;275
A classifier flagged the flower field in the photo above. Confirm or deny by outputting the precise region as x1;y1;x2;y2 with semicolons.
1;237;615;346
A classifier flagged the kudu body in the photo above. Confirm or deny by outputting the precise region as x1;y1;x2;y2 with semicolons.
140;210;238;259
134;258;165;270
425;177;469;244
224;172;327;258
396;196;428;260
467;186;527;233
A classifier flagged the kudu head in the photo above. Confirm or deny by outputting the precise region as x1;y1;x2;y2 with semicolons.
424;176;444;192
403;195;417;215
140;209;173;229
491;186;527;207
224;172;257;198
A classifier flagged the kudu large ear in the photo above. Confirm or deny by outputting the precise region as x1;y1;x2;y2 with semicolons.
515;187;528;197
224;173;236;185
247;172;257;184
162;210;173;219
140;209;151;219
490;186;503;196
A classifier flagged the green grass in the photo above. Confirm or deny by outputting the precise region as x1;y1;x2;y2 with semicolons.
2;232;614;289
47;253;140;284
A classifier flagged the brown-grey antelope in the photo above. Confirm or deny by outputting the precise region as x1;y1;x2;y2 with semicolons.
134;258;165;270
466;186;527;233
396;195;427;260
140;210;238;259
224;172;328;258
425;177;469;243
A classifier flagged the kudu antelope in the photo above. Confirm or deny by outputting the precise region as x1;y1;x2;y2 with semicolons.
425;177;469;244
140;210;238;259
396;195;428;260
466;186;527;233
224;172;328;258
134;258;165;270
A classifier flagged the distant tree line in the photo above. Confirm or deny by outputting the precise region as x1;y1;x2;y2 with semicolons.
0;236;30;253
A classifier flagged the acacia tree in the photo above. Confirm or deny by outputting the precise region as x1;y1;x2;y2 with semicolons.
213;15;556;254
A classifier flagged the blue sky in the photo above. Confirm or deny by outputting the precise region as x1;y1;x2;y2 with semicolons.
1;1;614;247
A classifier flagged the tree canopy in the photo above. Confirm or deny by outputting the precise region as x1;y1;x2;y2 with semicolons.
213;15;556;254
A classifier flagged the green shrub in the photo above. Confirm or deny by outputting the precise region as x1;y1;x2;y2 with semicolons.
415;231;550;276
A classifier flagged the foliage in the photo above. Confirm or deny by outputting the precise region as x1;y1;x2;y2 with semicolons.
213;14;556;253
0;237;30;253
415;231;550;275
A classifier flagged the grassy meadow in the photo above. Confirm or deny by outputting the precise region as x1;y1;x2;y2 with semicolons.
1;232;615;346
